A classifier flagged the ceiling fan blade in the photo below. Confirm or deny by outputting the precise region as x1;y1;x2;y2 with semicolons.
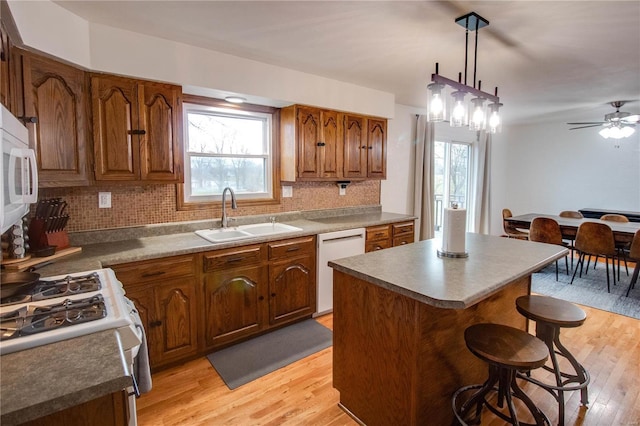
569;124;604;130
567;122;606;125
621;114;640;123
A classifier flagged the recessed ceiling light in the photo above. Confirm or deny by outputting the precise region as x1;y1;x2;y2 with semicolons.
225;96;246;104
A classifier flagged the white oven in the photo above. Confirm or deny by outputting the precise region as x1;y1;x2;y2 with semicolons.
0;268;148;426
1;104;38;234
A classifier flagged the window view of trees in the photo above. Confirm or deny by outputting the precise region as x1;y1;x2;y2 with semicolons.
434;141;471;232
184;108;271;200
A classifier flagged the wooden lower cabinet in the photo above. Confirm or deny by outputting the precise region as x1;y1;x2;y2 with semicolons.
112;255;198;369
365;220;414;252
20;390;129;426
202;244;268;348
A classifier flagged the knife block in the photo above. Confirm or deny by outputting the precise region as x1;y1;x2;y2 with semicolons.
28;218;70;251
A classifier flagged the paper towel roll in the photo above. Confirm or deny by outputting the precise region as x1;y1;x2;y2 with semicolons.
441;207;467;255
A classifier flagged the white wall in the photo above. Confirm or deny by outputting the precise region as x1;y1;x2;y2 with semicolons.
490;121;640;235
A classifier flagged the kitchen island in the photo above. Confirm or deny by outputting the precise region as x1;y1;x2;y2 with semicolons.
329;233;567;426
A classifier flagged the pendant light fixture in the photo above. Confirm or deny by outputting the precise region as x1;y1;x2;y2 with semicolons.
427;12;502;133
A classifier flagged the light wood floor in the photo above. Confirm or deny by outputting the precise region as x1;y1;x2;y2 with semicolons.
137;305;640;425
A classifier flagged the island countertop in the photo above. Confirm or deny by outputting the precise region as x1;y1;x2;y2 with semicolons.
329;232;568;309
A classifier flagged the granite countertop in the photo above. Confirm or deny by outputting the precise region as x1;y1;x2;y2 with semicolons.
0;207;415;423
0;330;132;426
329;233;568;309
35;208;416;277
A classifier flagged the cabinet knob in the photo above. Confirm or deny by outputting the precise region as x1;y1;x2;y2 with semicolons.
18;116;38;124
259;296;265;301
361;145;367;149
317;142;326;147
271;293;276;298
368;146;373;150
150;320;162;327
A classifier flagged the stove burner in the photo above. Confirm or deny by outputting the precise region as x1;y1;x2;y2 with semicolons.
0;295;107;341
0;273;102;307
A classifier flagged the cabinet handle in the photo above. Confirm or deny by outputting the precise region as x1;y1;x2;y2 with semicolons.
226;257;244;263
128;129;147;135
141;271;166;278
317;142;326;147
150;320;162;327
374;233;385;237
286;247;300;252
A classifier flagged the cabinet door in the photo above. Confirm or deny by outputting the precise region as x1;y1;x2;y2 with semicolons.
0;23;10;110
318;109;340;178
343;114;367;178
21;51;91;187
123;288;157;366
91;74;139;181
268;254;315;326
367;118;387;179
203;265;268;348
297;107;322;178
138;82;183;182
153;278;199;365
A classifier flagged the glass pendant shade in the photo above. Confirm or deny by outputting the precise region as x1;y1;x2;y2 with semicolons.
468;97;486;131
488;102;502;134
449;91;468;127
427;83;446;122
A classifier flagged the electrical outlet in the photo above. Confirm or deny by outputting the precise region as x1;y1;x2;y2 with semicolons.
98;192;112;208
282;185;293;198
339;187;346;196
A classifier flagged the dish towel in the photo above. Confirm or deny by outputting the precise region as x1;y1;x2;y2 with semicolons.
131;305;152;394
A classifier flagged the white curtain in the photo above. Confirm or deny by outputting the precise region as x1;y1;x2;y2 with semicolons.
414;115;435;240
470;130;491;234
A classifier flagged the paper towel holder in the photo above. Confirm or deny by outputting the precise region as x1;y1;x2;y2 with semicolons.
437;249;469;258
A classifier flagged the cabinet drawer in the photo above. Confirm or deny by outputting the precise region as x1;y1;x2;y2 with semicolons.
365;239;392;253
203;244;265;271
392;221;414;237
393;234;414;247
268;236;315;260
113;255;195;285
366;225;390;242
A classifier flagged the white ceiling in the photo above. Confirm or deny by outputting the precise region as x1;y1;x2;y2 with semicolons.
53;0;640;125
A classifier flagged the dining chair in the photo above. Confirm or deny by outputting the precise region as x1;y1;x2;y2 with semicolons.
529;217;569;281
599;214;630;280
626;230;640;297
571;222;616;292
559;210;583;269
502;208;529;240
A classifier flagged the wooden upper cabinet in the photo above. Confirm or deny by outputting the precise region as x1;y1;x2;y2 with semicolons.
281;104;386;181
295;106;341;180
367;118;387;179
91;74;183;183
20;50;92;187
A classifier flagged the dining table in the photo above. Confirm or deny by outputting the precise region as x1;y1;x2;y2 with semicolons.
505;213;640;244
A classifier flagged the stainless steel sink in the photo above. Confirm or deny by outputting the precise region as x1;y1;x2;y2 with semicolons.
195;222;302;244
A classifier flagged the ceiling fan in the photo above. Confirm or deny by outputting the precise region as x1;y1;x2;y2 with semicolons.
567;101;639;139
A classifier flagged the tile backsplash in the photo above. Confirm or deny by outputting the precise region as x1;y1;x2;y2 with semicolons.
39;181;380;232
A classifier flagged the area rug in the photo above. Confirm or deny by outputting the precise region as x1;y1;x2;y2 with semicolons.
206;319;332;390
531;262;640;320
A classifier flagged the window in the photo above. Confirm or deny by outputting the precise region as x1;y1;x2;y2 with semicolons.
433;140;471;234
179;96;279;209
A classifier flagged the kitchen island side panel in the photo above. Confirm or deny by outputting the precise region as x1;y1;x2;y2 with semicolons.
332;270;529;426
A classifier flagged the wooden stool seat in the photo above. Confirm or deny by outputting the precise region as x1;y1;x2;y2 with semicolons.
516;295;586;328
516;295;590;426
452;323;551;426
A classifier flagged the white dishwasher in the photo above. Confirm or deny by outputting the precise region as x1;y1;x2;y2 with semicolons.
316;227;366;315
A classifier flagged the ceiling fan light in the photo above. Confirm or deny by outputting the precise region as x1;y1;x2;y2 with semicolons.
599;127;611;139
621;126;635;138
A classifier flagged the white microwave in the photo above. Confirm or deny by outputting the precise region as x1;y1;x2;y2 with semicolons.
1;104;37;234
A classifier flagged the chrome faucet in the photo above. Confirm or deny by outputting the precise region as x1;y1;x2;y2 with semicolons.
221;187;237;228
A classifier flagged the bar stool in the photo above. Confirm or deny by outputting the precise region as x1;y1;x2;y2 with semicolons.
452;323;551;426
516;295;590;426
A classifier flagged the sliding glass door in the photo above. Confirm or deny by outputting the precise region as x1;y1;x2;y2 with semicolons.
434;141;471;234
